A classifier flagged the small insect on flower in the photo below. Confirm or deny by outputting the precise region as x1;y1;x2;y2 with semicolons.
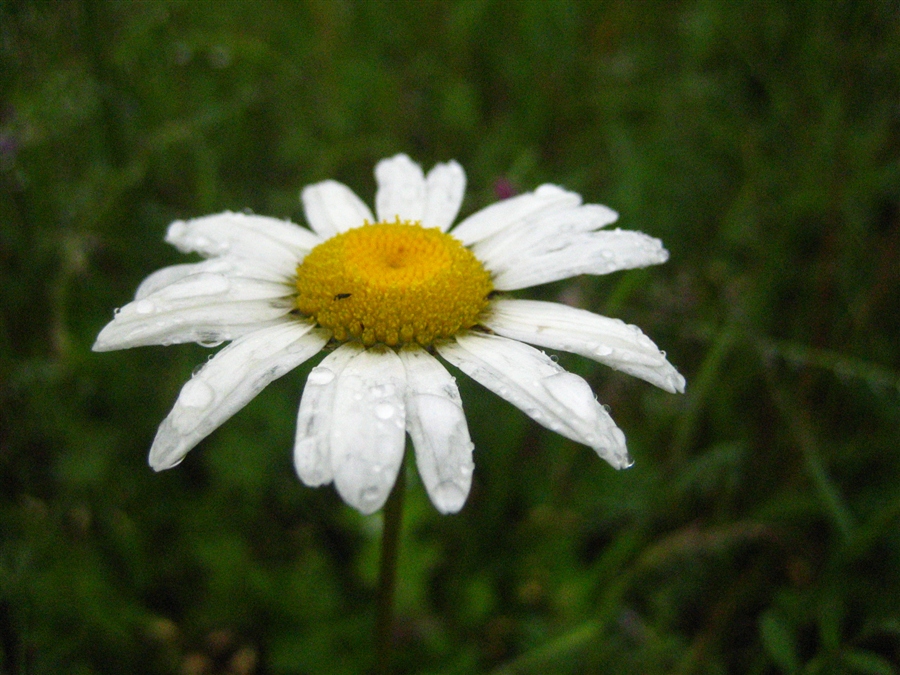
94;154;685;515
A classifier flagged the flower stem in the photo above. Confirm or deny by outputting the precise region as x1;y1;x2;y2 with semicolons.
375;459;406;674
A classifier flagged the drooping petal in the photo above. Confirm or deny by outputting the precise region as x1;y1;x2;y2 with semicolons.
330;346;407;515
482;299;686;393
148;322;330;471
165;212;321;266
293;342;362;487
483;229;670;291
422;160;466;232
471;203;618;265
399;345;474;514
449;184;581;246
301;180;375;239
375;153;427;223
436;332;631;469
93;272;295;351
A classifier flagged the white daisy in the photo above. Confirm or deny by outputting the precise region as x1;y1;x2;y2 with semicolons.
94;154;685;515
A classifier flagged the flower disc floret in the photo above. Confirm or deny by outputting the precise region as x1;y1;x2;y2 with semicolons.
295;220;493;346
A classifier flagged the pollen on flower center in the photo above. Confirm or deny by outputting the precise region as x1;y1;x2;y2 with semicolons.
295;219;494;347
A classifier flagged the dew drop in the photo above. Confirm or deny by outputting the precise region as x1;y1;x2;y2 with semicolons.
375;403;395;420
307;368;335;386
197;331;224;348
179;379;215;408
134;300;156;314
593;344;613;357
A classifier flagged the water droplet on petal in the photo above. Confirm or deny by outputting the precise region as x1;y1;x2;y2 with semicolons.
593;344;613;357
134;300;156;314
197;331;224;348
375;403;395;420
307;368;335;386
179;379;216;408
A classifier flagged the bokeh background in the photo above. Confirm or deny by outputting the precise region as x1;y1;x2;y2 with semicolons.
2;1;899;673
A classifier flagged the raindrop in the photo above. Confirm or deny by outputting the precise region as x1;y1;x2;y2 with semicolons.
307;368;335;386
134;300;156;314
197;331;224;348
375;403;395;420
593;344;613;357
179;379;215;408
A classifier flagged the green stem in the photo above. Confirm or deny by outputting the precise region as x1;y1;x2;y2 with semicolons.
375;460;406;674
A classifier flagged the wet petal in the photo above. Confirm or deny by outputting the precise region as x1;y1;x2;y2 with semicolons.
293;342;362;487
471;203;618;265
483;229;669;291
436;332;631;469
165;211;320;265
301;180;375;239
483;299;686;393
134;256;295;301
149;322;330;471
422;160;466;232
93;272;295;351
330;345;407;515
375;153;426;223
399;345;474;514
450;184;581;246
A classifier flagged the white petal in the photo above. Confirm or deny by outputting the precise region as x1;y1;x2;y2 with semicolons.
436;332;631;469
485;229;670;291
301;180;375;239
149;322;329;471
471;203;618;265
422;160;466;232
399;345;474;514
93;272;295;351
165;212;320;266
483;299;686;393
294;342;362;487
329;345;407;515
135;263;203;300
375;154;426;223
449;184;582;246
135;256;297;301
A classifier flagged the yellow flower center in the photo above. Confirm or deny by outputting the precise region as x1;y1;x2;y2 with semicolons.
295;220;493;347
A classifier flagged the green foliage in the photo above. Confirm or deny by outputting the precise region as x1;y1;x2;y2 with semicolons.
2;0;899;673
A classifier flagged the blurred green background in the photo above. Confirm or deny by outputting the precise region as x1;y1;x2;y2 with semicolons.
2;1;899;673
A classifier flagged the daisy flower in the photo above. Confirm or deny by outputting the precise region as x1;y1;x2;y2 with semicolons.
94;154;684;515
